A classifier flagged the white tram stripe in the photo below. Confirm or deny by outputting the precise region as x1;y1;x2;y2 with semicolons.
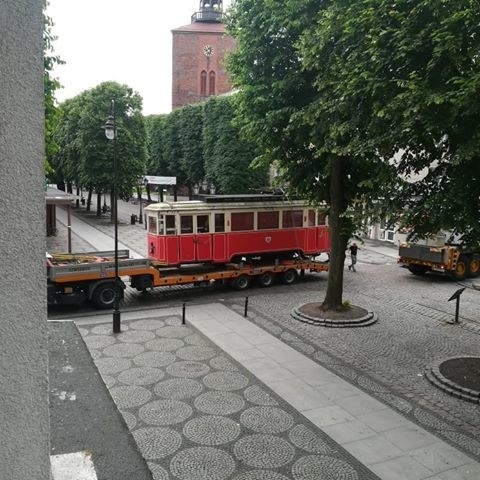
50;451;98;480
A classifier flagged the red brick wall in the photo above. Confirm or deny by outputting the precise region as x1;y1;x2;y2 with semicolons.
172;28;236;109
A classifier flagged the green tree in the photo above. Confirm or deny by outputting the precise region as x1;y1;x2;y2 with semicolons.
51;95;87;189
227;0;397;309
178;104;205;195
203;96;268;194
163;109;185;193
43;1;63;178
145;114;170;176
297;0;480;246
53;82;146;216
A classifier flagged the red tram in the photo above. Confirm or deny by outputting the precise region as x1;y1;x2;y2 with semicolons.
144;195;330;266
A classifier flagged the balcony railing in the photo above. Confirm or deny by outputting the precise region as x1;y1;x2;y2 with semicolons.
191;9;224;23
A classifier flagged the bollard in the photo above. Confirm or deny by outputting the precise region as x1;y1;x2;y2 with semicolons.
182;302;186;324
130;214;136;225
244;296;249;317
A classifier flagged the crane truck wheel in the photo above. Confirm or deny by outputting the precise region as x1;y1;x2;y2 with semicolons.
451;255;468;281
92;282;119;309
408;265;429;276
468;254;480;278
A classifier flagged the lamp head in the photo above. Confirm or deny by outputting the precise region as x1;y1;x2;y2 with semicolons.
103;115;116;140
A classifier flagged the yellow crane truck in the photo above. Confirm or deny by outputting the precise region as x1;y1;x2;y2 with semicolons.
398;243;480;280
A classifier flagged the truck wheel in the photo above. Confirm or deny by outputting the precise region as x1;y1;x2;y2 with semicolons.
281;269;298;285
92;282;118;309
257;271;275;288
451;255;468;281
468;254;480;277
231;275;251;291
408;265;429;276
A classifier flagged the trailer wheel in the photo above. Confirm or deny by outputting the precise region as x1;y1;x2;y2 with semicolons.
281;269;298;285
257;271;275;288
408;265;429;276
231;274;251;291
451;255;468;281
92;282;119;309
468;254;480;278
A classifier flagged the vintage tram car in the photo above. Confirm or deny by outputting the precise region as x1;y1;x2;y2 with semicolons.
144;195;330;266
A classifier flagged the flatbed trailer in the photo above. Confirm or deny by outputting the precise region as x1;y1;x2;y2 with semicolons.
398;243;480;280
47;250;329;309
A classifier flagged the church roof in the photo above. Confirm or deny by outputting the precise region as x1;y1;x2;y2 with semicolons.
172;22;226;34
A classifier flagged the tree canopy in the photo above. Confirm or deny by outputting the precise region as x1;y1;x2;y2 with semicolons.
43;0;63;175
146;96;268;196
227;0;480;308
52;81;146;211
297;0;480;246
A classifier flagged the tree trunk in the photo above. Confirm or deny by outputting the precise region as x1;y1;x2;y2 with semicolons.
86;190;92;211
96;191;102;216
146;184;152;202
322;156;350;310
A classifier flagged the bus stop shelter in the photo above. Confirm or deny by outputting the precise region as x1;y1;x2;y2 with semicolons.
46;187;74;253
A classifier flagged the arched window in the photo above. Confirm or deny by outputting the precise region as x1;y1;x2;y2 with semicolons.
209;70;216;96
200;70;207;96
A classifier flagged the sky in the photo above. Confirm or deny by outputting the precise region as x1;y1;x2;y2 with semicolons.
46;0;232;115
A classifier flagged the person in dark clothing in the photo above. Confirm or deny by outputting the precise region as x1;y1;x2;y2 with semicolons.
348;242;358;271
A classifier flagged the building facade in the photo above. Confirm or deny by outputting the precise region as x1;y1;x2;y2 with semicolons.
1;1;50;478
172;0;236;109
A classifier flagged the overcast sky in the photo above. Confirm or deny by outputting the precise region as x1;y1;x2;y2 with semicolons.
46;0;232;115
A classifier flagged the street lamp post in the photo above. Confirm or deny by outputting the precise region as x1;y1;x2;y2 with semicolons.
102;99;121;333
138;181;143;224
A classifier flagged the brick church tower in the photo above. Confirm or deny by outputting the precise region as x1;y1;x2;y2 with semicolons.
172;0;236;109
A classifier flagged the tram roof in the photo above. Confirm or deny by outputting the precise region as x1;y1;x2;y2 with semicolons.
144;197;314;213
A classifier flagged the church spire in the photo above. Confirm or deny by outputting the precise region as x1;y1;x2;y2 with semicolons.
192;0;224;23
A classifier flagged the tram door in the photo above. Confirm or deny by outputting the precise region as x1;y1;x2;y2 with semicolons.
179;214;212;262
179;215;196;262
164;215;179;264
195;214;212;261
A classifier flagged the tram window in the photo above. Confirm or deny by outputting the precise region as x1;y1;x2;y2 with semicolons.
231;212;254;231
282;210;303;228
317;212;326;225
197;215;210;233
180;215;193;234
258;211;279;230
148;216;157;234
214;213;225;232
166;215;176;235
308;210;316;226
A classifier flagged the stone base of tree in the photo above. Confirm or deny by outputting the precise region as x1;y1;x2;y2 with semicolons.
425;357;480;404
291;302;377;327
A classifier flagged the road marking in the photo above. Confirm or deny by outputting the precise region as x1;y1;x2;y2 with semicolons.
51;451;97;480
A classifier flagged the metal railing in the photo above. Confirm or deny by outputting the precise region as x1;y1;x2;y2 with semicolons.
191;10;224;23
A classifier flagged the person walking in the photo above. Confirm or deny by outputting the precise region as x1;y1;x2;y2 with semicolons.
348;242;358;272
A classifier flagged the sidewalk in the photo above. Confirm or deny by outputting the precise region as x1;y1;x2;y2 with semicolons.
48;201;480;480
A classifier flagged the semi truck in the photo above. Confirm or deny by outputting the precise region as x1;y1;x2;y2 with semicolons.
47;250;329;309
398;242;480;280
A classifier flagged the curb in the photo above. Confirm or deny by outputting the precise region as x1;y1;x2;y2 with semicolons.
291;307;378;328
425;356;480;404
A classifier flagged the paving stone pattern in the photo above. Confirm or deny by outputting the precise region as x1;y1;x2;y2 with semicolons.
80;316;380;480
229;295;480;461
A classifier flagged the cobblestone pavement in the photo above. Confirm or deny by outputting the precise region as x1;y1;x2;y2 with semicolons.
232;265;480;458
48;200;480;467
79;314;380;480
